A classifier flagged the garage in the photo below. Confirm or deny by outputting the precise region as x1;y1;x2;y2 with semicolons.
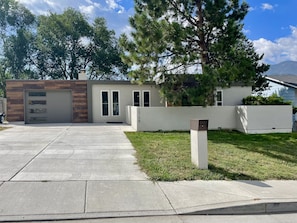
25;90;72;124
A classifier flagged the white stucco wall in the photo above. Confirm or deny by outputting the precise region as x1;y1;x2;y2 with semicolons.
236;105;292;134
128;105;292;133
129;106;139;130
220;86;252;106
92;83;164;123
91;84;251;123
129;106;236;131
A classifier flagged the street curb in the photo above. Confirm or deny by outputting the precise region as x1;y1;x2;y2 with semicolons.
1;202;297;222
179;201;297;215
0;210;175;222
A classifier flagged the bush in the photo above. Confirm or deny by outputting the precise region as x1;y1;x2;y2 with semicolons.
242;94;291;106
242;96;263;105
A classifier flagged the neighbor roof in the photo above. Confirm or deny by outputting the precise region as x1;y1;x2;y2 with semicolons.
266;75;297;89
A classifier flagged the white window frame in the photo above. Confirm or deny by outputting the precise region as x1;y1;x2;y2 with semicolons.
133;90;141;106
112;90;120;116
101;90;109;117
143;90;150;107
216;90;223;106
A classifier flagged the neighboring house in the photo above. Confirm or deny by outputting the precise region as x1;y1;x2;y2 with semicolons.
264;75;297;106
5;79;251;124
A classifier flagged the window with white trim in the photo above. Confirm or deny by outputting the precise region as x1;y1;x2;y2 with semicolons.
101;91;109;116
143;91;150;107
216;90;223;106
133;91;140;106
112;91;120;116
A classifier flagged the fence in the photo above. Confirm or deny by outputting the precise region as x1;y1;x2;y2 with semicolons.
126;105;292;134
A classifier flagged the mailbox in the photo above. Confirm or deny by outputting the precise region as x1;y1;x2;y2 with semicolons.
198;120;208;131
190;119;209;169
190;120;209;131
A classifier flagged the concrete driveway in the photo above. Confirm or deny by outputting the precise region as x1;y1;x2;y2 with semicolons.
0;123;147;181
0;123;173;221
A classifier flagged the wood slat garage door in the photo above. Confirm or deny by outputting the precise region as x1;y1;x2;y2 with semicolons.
25;91;72;124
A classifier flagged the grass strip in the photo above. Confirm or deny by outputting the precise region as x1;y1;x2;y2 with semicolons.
125;131;297;181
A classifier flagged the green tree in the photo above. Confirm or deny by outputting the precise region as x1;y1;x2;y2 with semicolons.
36;9;126;80
4;28;36;79
120;0;269;105
0;0;35;96
0;0;35;45
86;18;128;80
36;8;92;80
0;59;11;97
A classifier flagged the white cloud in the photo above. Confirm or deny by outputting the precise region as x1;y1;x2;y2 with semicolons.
261;3;274;10
105;0;125;13
43;0;57;8
17;0;65;14
79;5;95;17
253;26;297;64
106;0;118;9
248;6;256;12
83;0;102;10
120;25;133;36
16;0;133;36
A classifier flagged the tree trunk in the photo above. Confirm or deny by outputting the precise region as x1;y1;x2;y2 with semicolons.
196;0;209;73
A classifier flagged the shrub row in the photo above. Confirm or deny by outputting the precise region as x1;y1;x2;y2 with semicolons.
242;94;291;106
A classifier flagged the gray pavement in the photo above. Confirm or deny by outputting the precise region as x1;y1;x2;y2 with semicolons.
17;213;297;223
0;123;297;222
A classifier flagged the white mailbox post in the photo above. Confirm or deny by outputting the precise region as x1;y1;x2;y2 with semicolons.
190;119;208;169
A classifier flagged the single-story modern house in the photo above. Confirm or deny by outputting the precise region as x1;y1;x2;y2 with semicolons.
265;75;297;106
6;79;252;124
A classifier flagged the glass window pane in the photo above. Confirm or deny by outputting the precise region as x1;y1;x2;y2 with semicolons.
144;91;150;107
29;108;47;114
102;92;108;103
133;91;140;106
113;92;119;103
102;91;109;116
29;92;46;97
29;100;46;105
29;117;47;122
216;91;223;106
102;104;109;116
112;91;119;116
217;91;222;101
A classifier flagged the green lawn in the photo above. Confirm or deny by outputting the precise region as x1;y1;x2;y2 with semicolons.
125;131;297;181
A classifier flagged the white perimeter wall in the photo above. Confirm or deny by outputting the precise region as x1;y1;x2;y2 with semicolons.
236;105;292;134
127;105;292;134
128;106;236;131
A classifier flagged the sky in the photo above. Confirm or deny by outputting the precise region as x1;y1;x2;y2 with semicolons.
16;0;297;65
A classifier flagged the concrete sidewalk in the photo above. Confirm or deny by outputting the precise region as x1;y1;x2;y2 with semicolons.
0;123;296;222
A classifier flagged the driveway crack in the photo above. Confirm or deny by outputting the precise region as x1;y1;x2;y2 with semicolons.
8;128;68;181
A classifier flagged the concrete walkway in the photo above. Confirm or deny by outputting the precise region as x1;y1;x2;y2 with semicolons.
0;123;296;222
